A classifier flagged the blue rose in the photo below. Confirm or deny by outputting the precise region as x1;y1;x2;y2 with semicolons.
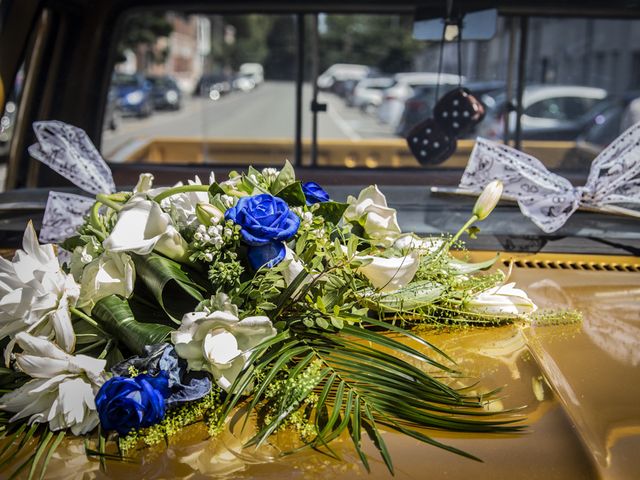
225;194;300;269
302;182;330;205
96;371;170;435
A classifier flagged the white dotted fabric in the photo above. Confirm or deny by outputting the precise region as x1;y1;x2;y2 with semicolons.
28;120;115;195
39;191;95;243
28;121;116;242
459;122;640;233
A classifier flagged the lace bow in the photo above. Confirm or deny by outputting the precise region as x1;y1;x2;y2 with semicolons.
459;122;640;233
28;121;116;242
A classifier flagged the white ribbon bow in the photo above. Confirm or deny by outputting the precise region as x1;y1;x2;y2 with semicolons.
459;122;640;233
28;121;116;243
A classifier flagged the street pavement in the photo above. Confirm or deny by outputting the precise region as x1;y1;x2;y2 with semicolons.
101;81;396;159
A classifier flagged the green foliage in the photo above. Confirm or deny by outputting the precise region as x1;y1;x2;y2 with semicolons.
275;182;306;207
132;253;206;323
319;15;421;73
220;319;523;474
92;295;173;356
116;13;173;67
313;201;349;225
0;424;65;480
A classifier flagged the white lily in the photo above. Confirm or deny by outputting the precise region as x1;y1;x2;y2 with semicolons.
467;282;538;316
0;222;79;352
0;332;106;435
353;250;420;292
76;251;135;311
172;309;276;393
103;196;189;261
344;185;401;247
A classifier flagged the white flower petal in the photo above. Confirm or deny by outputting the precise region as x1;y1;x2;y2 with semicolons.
344;185;401;247
467;282;537;316
203;329;241;366
355;251;420;292
173;307;276;393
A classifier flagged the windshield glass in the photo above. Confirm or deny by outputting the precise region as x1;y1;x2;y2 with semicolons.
99;12;640;176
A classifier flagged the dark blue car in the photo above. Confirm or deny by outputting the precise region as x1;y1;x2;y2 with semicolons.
112;73;154;118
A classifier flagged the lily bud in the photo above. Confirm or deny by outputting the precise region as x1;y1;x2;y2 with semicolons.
473;180;503;220
467;282;537;316
196;203;224;227
134;173;154;193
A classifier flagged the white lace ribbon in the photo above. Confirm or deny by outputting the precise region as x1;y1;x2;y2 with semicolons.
28;121;115;242
459;122;640;233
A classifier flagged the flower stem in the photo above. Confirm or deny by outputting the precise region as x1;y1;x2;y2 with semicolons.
448;214;478;248
89;202;107;239
70;306;107;335
96;193;123;212
153;184;210;203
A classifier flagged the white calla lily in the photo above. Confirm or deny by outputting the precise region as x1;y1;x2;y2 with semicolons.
76;251;135;311
103;197;188;261
467;282;537;316
0;222;79;352
0;332;106;435
354;250;420;292
172;309;277;392
344;185;401;247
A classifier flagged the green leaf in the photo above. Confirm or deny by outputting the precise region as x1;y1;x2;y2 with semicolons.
39;431;65;480
208;182;225;198
272;159;296;193
132;253;206;323
449;254;499;274
27;429;52;480
60;235;84;252
275;182;306;206
92;295;173;356
330;316;344;329
365;280;445;312
257;302;277;311
314;201;349;225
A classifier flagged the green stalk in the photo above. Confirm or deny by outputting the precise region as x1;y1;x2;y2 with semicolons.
448;214;478;248
95;193;123;212
70;307;108;336
89;202;106;240
153;184;210;203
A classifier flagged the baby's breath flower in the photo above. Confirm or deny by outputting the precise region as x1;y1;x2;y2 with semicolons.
262;167;279;184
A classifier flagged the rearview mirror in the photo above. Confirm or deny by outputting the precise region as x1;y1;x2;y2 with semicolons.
413;8;497;41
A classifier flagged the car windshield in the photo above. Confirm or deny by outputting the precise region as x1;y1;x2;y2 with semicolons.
88;12;640;175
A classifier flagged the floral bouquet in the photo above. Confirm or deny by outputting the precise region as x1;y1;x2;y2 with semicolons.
0;125;540;478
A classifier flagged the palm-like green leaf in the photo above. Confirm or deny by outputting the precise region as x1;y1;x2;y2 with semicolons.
132;253;206;323
0;424;65;480
92;295;173;356
221;320;524;474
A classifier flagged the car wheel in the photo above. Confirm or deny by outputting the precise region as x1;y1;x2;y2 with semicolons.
109;109;120;131
138;102;152;118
